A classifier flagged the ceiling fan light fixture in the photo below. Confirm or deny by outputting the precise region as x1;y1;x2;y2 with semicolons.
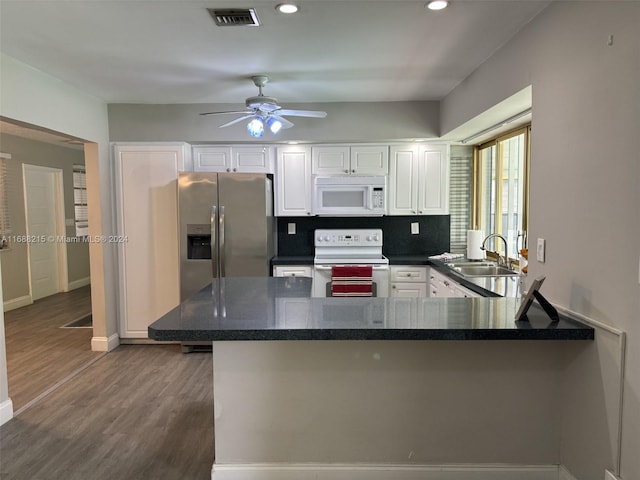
276;3;299;14
247;117;264;138
267;116;283;134
427;0;448;11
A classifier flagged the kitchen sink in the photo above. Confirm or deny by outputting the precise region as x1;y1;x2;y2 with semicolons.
449;264;520;277
445;261;495;268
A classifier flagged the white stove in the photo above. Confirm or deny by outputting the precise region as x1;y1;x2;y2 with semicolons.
313;229;389;297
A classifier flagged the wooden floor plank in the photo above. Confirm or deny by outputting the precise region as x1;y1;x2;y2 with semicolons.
0;345;214;480
4;286;103;411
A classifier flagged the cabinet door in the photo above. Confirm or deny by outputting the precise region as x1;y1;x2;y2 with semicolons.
417;144;449;215
193;146;231;172
351;145;389;175
114;143;185;338
275;146;312;216
312;146;350;175
388;145;419;215
233;146;274;173
391;283;427;298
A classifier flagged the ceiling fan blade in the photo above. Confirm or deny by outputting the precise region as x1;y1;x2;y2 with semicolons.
270;115;294;129
218;115;254;128
200;110;250;116
277;109;327;118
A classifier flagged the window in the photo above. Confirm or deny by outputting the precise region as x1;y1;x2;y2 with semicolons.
73;164;88;237
473;126;530;261
0;153;12;249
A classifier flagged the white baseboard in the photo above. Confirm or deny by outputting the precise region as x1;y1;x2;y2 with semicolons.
0;398;14;426
211;463;560;480
3;294;33;312
558;465;578;480
67;276;91;291
91;333;120;352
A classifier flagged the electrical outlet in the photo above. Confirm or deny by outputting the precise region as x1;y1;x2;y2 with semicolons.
537;238;546;262
411;222;419;235
287;223;296;235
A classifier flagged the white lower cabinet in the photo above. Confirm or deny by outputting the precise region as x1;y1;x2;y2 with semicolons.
390;266;428;298
428;267;481;298
272;265;313;278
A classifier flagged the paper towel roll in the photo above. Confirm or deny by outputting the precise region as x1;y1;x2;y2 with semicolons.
466;230;485;260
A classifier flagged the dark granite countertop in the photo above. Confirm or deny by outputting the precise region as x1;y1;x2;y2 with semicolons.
148;277;593;342
271;255;521;297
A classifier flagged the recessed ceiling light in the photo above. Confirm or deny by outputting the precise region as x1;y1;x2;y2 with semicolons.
276;3;299;14
427;1;448;11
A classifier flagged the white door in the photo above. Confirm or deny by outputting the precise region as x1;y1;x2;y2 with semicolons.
23;165;64;300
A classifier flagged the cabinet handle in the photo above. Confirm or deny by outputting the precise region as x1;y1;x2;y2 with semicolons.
345;169;349;173
419;210;423;214
412;210;416;214
352;169;356;173
233;168;237;172
444;281;450;287
226;168;231;172
430;276;435;280
392;285;396;289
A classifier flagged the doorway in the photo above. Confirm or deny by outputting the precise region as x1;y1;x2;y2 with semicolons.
22;164;67;300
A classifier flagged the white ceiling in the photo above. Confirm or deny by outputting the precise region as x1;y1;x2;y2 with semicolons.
0;0;546;144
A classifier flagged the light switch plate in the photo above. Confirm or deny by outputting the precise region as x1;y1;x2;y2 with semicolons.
537;238;546;262
287;223;296;235
411;222;419;235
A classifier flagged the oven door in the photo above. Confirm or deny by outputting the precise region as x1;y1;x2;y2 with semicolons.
312;264;390;298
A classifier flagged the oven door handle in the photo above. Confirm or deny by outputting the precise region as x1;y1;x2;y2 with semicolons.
314;264;389;270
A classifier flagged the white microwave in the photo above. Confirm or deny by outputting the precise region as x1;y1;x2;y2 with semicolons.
313;176;386;216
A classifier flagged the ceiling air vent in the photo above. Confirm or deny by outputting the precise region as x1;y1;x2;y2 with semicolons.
208;8;260;27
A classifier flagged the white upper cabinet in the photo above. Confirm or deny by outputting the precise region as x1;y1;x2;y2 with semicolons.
275;145;313;217
192;145;275;173
312;145;388;175
388;144;449;215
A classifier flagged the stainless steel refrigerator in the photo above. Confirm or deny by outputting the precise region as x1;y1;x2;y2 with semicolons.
178;172;274;302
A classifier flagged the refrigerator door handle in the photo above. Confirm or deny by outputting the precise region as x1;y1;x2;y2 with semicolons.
211;205;218;278
219;205;226;277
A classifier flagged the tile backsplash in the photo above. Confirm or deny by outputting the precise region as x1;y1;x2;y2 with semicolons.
276;216;450;257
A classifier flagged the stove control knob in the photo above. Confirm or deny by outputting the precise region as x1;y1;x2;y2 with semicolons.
316;236;323;243
367;235;374;241
372;234;380;242
323;235;331;242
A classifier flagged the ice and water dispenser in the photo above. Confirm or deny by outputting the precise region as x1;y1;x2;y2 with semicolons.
186;224;211;260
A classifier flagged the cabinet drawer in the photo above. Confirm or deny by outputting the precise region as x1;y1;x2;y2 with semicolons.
273;266;313;278
390;266;427;282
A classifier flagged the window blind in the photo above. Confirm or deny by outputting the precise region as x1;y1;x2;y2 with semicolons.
73;164;88;237
449;146;473;254
0;154;12;244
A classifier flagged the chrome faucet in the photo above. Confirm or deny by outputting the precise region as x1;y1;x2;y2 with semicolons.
481;233;510;268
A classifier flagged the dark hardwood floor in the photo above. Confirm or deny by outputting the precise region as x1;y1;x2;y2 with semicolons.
0;345;214;480
3;286;103;412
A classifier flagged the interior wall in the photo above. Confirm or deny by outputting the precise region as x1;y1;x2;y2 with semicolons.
0;133;90;305
107;101;440;143
441;3;640;479
0;52;116;355
0;259;12;426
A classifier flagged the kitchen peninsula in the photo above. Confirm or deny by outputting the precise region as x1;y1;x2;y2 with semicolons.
149;277;593;479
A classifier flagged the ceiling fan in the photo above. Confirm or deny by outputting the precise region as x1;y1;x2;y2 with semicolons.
200;75;327;137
